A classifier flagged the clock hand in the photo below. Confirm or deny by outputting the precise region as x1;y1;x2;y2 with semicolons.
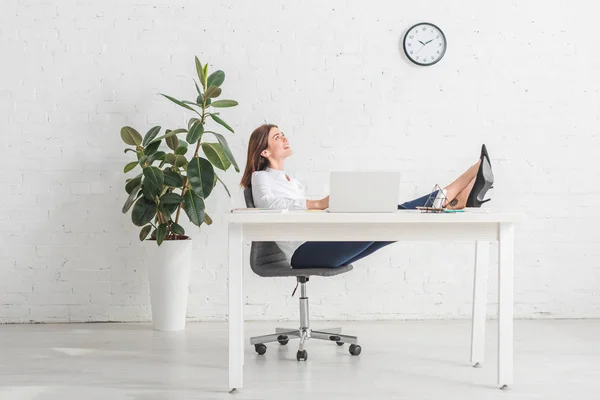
418;40;426;45
425;39;434;44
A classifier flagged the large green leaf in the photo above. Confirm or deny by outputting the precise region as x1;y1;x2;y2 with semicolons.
125;174;142;194
142;126;161;146
148;151;166;165
175;145;187;155
194;80;201;95
210;100;238;108
215;173;231;197
160;192;184;205
187;156;215;198
143;167;164;195
132;196;157;227
209;114;234;133
163;169;184;187
144;140;160;155
202;142;231;171
151;128;187;144
122;186;141;213
188;118;200;130
157;224;168;245
142;180;156;200
160;93;201;116
139;225;152;241
195;56;205;89
207;70;225;87
162;203;179;215
124;161;138;173
171;222;185;235
205;86;222;99
210;132;239;172
166;133;179;151
186;121;204;144
165;154;188;167
183;190;205;227
138;155;148;167
202;64;208;87
121;126;142;145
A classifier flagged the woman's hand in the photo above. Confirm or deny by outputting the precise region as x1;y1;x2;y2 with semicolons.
306;195;329;210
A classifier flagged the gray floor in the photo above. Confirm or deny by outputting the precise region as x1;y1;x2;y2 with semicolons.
0;320;598;400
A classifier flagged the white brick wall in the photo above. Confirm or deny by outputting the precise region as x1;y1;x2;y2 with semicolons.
1;0;599;323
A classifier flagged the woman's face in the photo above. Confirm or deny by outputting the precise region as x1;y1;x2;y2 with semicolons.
262;126;292;160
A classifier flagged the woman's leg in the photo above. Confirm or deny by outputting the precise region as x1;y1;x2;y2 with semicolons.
343;241;395;264
291;241;377;268
443;161;480;207
449;177;476;209
398;161;481;210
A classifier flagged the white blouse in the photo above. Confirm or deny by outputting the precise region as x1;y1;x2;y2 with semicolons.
251;167;307;261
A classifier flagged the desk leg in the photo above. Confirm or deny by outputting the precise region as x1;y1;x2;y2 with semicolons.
228;223;243;392
498;223;514;389
470;241;489;368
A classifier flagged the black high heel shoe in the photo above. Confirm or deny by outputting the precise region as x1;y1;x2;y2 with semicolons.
466;144;494;207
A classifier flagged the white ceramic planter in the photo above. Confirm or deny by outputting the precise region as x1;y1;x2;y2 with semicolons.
143;238;192;331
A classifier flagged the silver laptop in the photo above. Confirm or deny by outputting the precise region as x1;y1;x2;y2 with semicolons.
328;171;401;213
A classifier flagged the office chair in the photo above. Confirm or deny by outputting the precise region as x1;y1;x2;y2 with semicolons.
244;187;361;361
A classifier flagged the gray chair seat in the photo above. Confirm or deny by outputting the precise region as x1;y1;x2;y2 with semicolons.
250;241;353;277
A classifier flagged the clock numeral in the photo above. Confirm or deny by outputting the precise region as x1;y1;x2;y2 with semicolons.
409;35;414;39
409;50;414;54
407;43;411;47
422;27;426;31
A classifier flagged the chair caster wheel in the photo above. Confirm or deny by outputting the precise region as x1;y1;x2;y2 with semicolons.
296;350;308;361
349;344;362;356
254;344;267;355
336;342;344;346
277;335;289;345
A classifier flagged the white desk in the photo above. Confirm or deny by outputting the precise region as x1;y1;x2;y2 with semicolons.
225;209;522;391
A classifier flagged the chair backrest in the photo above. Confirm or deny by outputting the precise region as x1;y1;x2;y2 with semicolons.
243;187;289;274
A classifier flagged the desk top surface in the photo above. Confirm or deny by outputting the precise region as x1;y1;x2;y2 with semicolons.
225;209;523;224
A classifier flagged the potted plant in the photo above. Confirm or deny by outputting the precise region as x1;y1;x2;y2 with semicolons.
120;56;239;331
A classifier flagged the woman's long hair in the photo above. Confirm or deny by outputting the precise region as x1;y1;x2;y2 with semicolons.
240;124;277;188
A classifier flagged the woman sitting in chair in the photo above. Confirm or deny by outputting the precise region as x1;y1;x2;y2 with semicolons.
240;124;494;269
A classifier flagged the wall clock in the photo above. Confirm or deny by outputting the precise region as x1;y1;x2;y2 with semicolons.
403;22;447;66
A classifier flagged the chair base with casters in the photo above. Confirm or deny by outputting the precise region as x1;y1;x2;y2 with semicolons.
249;276;362;361
243;187;362;361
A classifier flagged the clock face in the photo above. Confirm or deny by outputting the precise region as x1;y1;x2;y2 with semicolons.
403;23;447;66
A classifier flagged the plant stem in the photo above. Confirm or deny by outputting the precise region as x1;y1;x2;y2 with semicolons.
174;176;187;224
175;102;207;225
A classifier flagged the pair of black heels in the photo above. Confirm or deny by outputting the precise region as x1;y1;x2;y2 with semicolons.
466;144;494;208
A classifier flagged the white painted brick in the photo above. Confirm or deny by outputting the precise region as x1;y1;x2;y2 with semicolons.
1;0;599;324
28;306;70;321
0;306;31;321
26;293;90;306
